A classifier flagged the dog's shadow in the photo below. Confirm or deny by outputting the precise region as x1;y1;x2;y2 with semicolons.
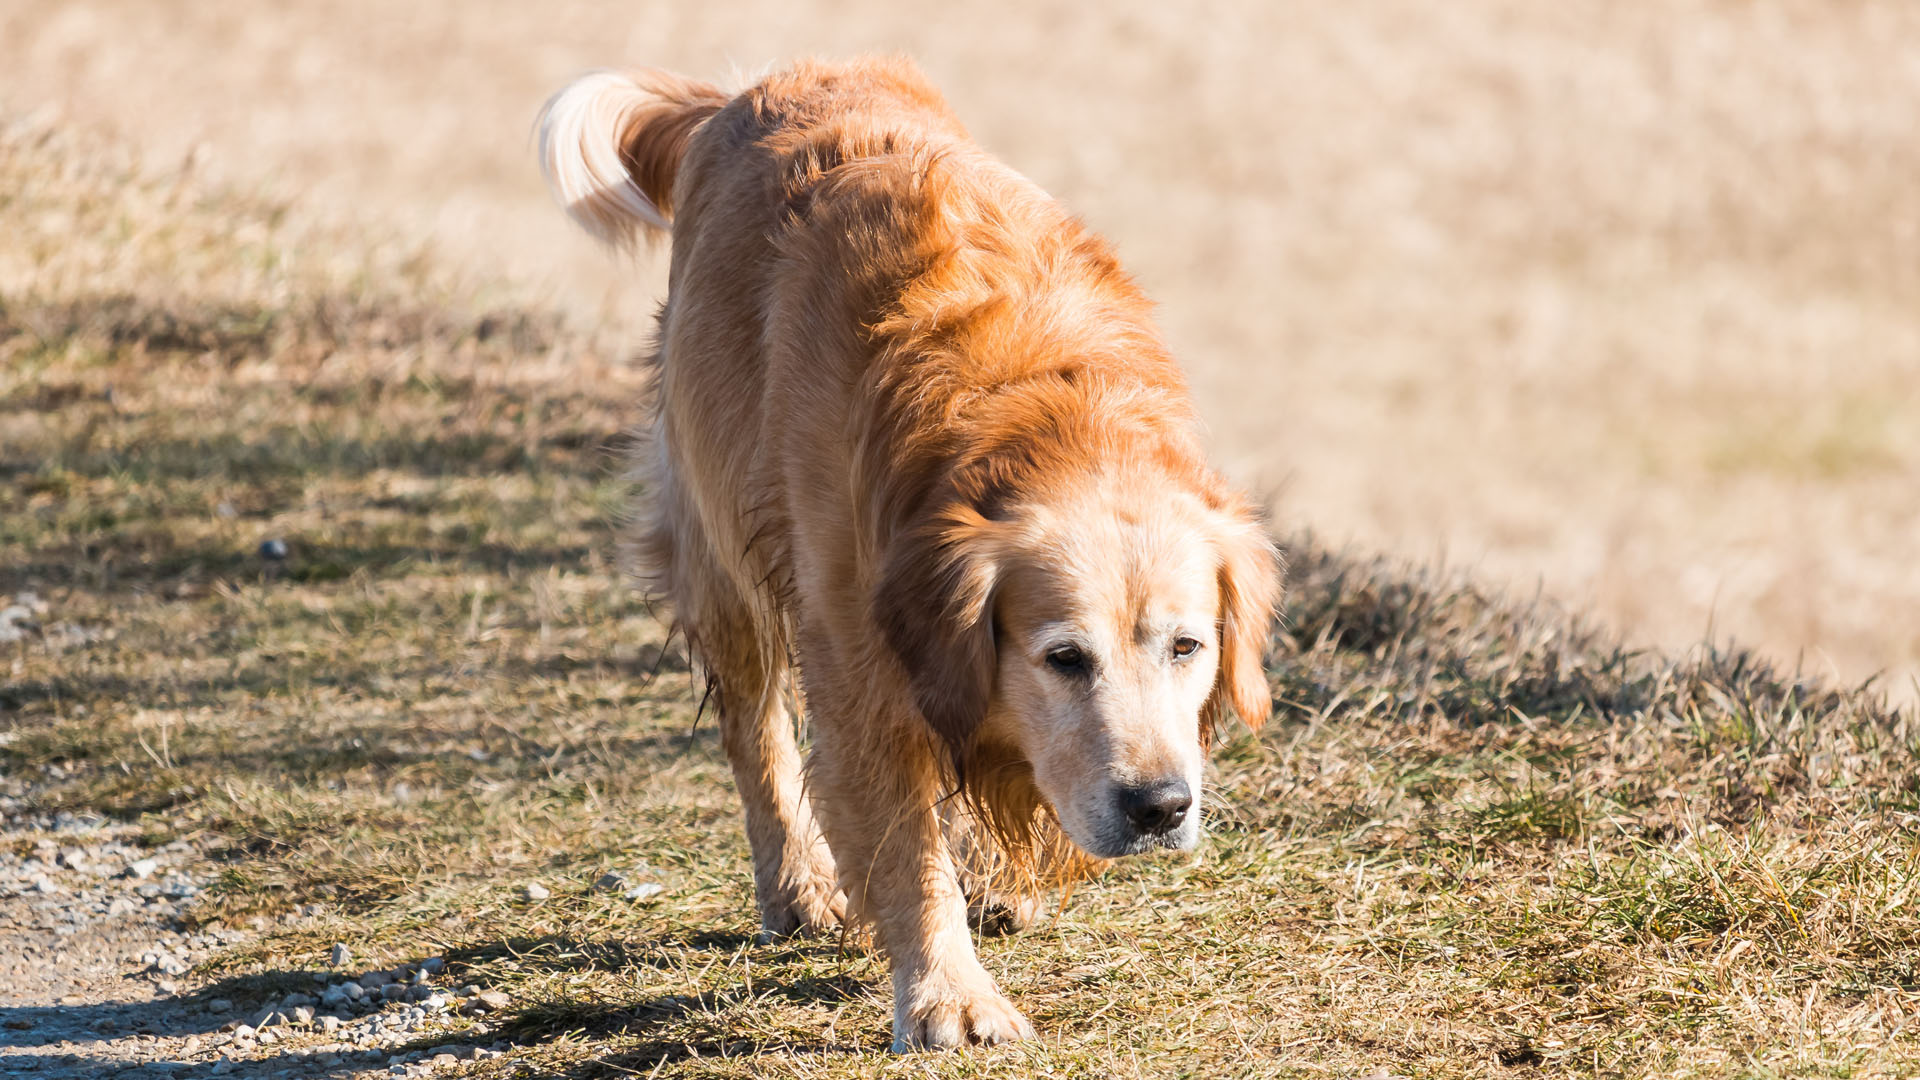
423;932;881;1070
0;933;877;1079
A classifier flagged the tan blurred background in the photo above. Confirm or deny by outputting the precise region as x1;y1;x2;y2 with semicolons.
5;0;1917;697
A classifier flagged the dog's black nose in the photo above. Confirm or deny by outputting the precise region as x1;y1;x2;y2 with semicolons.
1119;779;1192;835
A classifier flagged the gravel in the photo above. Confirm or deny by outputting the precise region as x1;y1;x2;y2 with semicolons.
0;809;519;1077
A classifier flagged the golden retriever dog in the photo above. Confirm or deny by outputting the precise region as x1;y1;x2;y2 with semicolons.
537;56;1280;1051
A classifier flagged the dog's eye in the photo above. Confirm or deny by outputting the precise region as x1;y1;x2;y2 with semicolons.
1045;645;1088;675
1171;636;1202;660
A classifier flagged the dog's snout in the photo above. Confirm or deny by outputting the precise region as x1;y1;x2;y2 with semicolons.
1118;779;1192;835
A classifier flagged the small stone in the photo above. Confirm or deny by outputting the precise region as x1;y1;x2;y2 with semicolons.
593;871;626;893
258;538;289;561
422;993;448;1011
410;968;429;986
457;985;478;998
291;1006;314;1024
319;1015;341;1034
156;979;177;995
344;982;365;1001
31;877;58;895
231;1024;255;1039
522;882;549;901
473;990;510;1013
381;983;405;1001
256;1027;278;1045
329;943;351;967
622;882;664;902
419;957;445;975
431;1053;458;1067
57;847;87;869
282;992;315;1009
407;985;432;1002
358;972;388;990
123;857;160;879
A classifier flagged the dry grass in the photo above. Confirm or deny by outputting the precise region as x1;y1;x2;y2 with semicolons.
7;118;1920;1078
4;0;1917;697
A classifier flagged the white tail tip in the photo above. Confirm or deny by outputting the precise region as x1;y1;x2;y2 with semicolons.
537;71;672;250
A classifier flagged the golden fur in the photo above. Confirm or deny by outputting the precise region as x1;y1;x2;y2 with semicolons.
538;56;1280;1051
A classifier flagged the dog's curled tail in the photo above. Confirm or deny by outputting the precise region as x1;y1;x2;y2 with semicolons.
536;70;729;249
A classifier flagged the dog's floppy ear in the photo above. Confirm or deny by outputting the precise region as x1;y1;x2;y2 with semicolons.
875;509;1001;768
1204;503;1282;738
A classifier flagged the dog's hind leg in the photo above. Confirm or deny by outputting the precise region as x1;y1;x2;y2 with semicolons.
666;525;843;941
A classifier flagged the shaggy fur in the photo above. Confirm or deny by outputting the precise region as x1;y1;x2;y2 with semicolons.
537;56;1280;1051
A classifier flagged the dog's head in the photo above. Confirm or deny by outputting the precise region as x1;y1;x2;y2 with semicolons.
877;463;1280;858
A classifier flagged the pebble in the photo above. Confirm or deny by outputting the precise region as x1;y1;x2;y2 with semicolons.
329;942;351;967
593;871;626;893
522;882;549;901
123;858;160;880
623;882;664;901
208;998;232;1014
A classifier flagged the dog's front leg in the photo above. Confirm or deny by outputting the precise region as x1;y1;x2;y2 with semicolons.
810;715;1033;1052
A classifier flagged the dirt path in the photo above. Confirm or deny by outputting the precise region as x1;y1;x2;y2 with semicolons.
0;806;250;1078
0;806;510;1078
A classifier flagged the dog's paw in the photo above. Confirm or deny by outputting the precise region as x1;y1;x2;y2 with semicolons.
967;890;1040;937
756;864;846;943
891;978;1034;1052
